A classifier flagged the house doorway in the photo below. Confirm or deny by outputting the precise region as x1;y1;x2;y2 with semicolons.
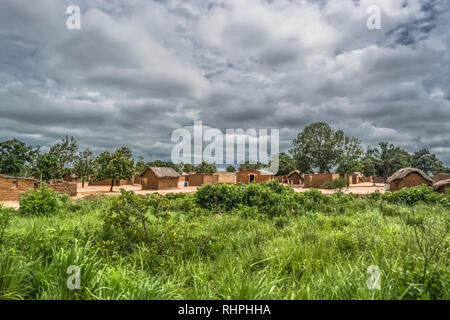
249;174;255;183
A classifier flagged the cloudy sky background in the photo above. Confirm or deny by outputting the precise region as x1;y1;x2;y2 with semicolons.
1;0;449;165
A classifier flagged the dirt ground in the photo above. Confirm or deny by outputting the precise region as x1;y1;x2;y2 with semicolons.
1;182;386;209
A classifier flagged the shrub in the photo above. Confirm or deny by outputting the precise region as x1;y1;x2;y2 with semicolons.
384;185;446;206
321;177;349;190
0;206;14;245
195;183;243;212
19;183;68;216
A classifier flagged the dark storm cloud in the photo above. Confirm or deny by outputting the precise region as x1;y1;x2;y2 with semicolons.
0;0;449;165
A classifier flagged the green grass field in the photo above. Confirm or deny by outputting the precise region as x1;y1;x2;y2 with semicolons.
0;182;449;300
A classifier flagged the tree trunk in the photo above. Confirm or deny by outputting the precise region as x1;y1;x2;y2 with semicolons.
110;179;114;192
82;177;85;188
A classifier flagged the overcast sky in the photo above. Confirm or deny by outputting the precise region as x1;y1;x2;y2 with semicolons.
1;0;449;165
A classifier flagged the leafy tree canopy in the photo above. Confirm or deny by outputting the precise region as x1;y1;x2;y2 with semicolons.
195;161;217;174
0;139;37;176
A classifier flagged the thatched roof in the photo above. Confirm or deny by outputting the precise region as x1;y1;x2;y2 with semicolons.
287;170;300;178
386;168;433;184
433;179;450;191
141;167;180;178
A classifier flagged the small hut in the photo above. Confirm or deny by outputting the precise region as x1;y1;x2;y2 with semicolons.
433;179;450;194
287;170;303;185
214;172;236;184
140;167;180;190
433;173;450;184
348;172;364;185
386;168;433;192
236;169;275;184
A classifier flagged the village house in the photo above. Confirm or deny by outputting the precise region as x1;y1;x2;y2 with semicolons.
214;172;236;184
348;172;365;185
0;174;39;202
236;169;275;184
303;173;340;188
140;167;180;190
287;170;303;185
433;172;450;184
433;179;450;194
386;168;433;192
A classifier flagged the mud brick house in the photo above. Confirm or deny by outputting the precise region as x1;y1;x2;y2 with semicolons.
0;174;39;201
433;173;450;184
348;172;364;185
186;174;218;186
433;179;450;194
140;167;180;190
133;174;141;184
386;168;433;192
214;172;236;184
303;173;340;188
287;170;303;185
63;174;79;183
236;169;275;184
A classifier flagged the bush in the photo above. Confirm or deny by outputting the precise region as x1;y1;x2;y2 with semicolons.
195;183;243;212
384;185;446;206
19;184;68;216
321;178;349;190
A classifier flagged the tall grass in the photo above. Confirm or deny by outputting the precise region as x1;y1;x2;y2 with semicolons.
0;183;448;300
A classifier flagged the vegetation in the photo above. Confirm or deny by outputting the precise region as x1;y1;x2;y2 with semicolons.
226;166;236;173
195;161;217;174
1;122;449;181
95;148;135;192
73;148;95;188
0;182;448;300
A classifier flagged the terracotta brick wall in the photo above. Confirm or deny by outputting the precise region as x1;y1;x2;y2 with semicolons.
389;173;431;192
304;173;340;188
48;182;78;196
236;171;275;184
0;176;37;201
215;172;236;184
434;173;450;183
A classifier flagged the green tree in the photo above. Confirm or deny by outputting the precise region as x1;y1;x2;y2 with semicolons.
274;153;296;176
226;165;236;173
183;163;197;173
366;142;411;180
238;161;266;171
74;148;95;188
0;139;37;176
95;148;135;192
135;156;147;174
411;148;443;176
49;136;78;179
290;122;345;173
33;153;60;182
337;136;363;174
195;161;217;174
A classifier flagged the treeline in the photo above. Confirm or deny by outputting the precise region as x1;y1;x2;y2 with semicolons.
0;122;449;185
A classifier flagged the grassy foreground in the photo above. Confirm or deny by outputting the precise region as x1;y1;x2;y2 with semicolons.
0;182;449;300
